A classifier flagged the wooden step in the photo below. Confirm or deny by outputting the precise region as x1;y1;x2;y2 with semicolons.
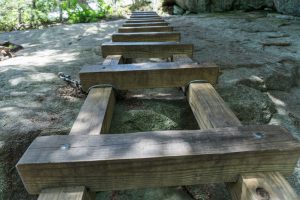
17;125;300;194
101;42;193;58
126;19;165;23
112;32;180;42
79;62;219;91
132;11;157;14
228;172;299;200
187;82;300;199
118;26;173;33
131;15;159;18
69;87;115;135
123;22;169;27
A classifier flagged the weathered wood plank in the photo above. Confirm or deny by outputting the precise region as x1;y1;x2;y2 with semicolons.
80;62;219;91
130;15;159;18
126;19;165;23
187;83;299;199
131;12;157;15
101;42;193;58
38;187;94;200
127;17;162;20
118;26;173;33
132;11;157;14
112;32;180;42
123;22;169;27
17;125;300;194
187;83;241;129
102;55;123;65
228;172;299;200
69;87;115;135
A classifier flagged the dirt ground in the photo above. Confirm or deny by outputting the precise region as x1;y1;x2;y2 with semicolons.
0;11;300;200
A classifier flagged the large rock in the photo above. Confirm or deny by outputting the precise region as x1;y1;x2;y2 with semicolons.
218;61;299;91
274;0;300;16
210;0;235;12
217;85;276;124
174;0;208;13
239;0;273;10
174;0;273;12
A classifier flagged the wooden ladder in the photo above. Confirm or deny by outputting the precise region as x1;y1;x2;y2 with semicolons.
17;11;300;200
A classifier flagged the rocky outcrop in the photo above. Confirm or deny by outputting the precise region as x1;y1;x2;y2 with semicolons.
174;0;274;13
274;0;300;16
217;85;276;124
173;0;300;16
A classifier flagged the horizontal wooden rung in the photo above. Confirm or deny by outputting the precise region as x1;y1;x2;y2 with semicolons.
132;11;157;14
118;26;173;33
101;42;193;58
17;125;300;194
130;15;159;18
112;32;180;42
79;62;219;91
126;19;165;23
123;22;169;27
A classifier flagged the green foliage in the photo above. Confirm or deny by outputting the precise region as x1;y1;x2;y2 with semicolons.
0;0;113;32
62;0;112;23
0;0;57;31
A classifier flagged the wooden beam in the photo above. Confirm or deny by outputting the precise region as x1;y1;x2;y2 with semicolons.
130;15;159;18
80;62;219;91
132;11;157;14
123;22;169;27
187;83;300;199
69;87;115;135
127;17;162;20
112;32;180;42
187;83;241;129
37;53;119;199
126;19;165;23
228;172;299;200
131;13;158;15
102;55;123;65
38;187;95;200
118;26;173;33
101;42;193;58
17;125;300;194
70;55;118;135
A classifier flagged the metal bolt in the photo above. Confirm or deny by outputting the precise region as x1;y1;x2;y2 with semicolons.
253;132;265;139
60;143;70;150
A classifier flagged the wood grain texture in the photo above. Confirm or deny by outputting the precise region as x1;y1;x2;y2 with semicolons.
101;42;193;58
69;87;115;135
126;19;165;23
112;32;180;42
123;22;169;27
132;11;157;14
130;15;159;18
127;17;162;20
187;83;241;129
102;55;123;65
187;83;300;199
80;62;219;91
38;187;94;200
118;26;173;33
228;172;299;200
17;125;300;194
